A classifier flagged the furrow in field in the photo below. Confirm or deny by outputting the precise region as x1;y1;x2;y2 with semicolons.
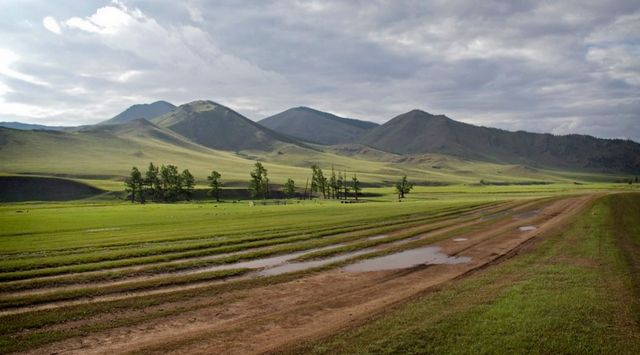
0;201;509;287
0;199;546;314
0;203;495;278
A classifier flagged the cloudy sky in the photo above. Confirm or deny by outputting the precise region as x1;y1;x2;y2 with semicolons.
1;0;638;141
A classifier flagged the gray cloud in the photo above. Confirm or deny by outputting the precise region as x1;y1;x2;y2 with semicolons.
0;0;638;141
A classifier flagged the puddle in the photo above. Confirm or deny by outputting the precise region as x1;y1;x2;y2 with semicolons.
453;238;467;242
343;247;471;272
366;234;388;241
518;225;537;232
388;236;422;246
256;249;371;276
86;227;121;233
186;243;347;275
513;209;540;219
480;211;507;221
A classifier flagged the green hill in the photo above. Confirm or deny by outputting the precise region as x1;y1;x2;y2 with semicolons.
359;109;640;173
0;122;68;131
100;101;176;125
259;107;378;145
152;100;307;151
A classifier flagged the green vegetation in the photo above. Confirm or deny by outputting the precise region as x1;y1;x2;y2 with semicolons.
307;193;640;354
395;175;414;199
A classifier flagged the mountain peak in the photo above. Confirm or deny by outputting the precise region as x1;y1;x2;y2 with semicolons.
151;100;303;151
100;100;176;125
259;107;378;145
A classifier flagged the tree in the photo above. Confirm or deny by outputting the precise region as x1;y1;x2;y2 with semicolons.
310;164;325;199
160;165;181;202
352;174;361;200
249;161;268;199
144;162;161;202
283;178;296;199
395;176;414;199
329;167;338;199
124;166;144;203
343;170;350;200
207;170;222;202
336;171;344;200
180;169;195;200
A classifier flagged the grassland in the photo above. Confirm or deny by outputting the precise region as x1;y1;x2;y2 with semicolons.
0;178;638;353
306;193;640;354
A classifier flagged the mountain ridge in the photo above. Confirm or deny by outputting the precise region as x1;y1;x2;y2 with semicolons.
259;106;378;145
358;109;640;173
100;101;176;125
151;100;310;152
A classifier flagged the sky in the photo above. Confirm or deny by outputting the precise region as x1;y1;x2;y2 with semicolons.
0;0;638;141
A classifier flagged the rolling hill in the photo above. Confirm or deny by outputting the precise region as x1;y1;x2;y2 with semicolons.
0;122;68;131
152;100;307;151
259;106;378;145
358;109;640;173
100;101;176;125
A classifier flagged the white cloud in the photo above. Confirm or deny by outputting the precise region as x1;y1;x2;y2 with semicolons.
65;6;133;34
42;16;61;34
0;48;50;86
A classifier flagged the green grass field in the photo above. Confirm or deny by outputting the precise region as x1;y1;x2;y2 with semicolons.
0;167;638;353
305;193;640;354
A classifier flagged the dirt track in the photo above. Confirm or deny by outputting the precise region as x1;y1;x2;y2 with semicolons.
23;194;596;355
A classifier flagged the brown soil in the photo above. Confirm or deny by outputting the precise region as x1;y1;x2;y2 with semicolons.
23;195;596;355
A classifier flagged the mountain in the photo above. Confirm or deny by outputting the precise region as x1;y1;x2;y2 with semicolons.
0;122;68;131
100;101;176;125
259;106;378;145
152;100;307;151
358;109;640;173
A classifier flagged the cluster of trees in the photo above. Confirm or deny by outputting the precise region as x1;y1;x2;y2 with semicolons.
306;165;360;200
125;161;415;203
124;163;195;203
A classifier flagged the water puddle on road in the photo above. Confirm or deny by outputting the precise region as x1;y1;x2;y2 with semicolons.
453;238;468;242
518;225;537;232
187;243;348;275
256;249;372;277
481;211;508;221
343;247;471;272
513;209;540;219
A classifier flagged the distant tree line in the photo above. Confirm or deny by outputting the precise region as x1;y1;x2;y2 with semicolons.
125;161;414;203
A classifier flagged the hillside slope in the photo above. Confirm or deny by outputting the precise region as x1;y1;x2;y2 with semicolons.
259;107;378;145
359;110;640;173
100;101;176;125
152;100;306;151
0;122;68;131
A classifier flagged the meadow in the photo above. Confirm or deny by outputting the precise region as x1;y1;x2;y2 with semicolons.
0;181;638;353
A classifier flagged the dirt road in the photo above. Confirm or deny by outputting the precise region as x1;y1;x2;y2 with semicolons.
24;194;596;355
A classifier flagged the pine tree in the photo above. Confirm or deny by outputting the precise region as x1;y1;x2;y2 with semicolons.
124;166;143;203
207;170;222;202
180;169;195;200
352;174;361;200
144;162;160;202
283;178;296;199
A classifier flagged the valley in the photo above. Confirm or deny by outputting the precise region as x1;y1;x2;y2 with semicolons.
1;99;639;354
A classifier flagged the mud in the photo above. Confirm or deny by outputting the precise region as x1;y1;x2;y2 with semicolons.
343;246;471;272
